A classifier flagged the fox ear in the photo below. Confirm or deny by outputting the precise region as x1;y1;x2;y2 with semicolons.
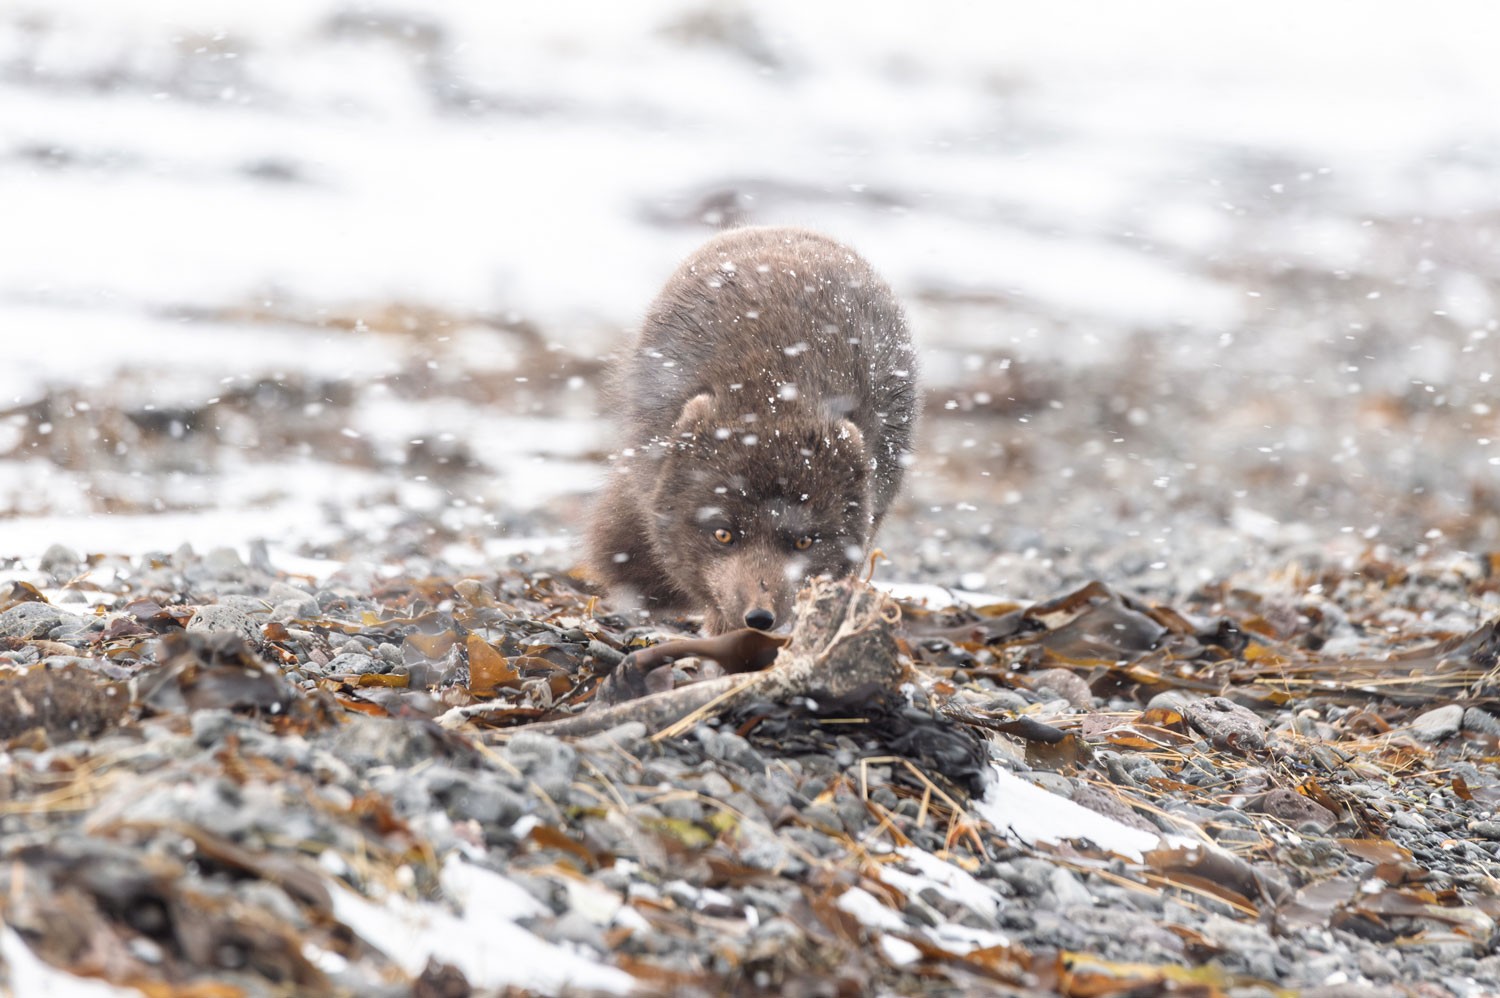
673;393;714;436
835;418;866;453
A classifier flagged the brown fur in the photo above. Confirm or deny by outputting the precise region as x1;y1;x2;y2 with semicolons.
587;226;918;633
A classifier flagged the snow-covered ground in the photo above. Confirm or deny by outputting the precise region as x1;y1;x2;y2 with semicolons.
1;0;1497;585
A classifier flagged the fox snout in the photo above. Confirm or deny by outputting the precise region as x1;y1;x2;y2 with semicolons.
704;549;798;634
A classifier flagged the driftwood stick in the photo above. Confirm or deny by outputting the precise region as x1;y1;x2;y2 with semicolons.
504;578;905;740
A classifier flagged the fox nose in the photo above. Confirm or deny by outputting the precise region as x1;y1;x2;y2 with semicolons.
744;608;775;631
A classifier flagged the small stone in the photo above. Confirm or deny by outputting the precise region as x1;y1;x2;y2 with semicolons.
39;543;82;579
1146;690;1199;714
1183;697;1268;751
578;722;649;757
1251;789;1337;831
1410;704;1464;742
324;651;384;675
268;581;311;601
1048;867;1094;907
204;546;246;576
0;602;79;639
1471;821;1500;841
1021;771;1074;798
185;604;261;646
979;690;1029;713
1031;668;1093;708
1463;707;1500;736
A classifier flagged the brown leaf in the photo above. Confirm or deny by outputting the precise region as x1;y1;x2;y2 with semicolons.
406;630;457;659
0;580;47;611
1452;775;1475;801
465;633;520;692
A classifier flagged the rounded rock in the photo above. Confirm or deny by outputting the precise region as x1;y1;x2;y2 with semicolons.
1463;707;1500;737
0;602;80;639
185;604;262;646
1411;704;1464;742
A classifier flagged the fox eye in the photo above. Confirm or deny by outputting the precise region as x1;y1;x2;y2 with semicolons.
713;527;734;544
794;535;813;550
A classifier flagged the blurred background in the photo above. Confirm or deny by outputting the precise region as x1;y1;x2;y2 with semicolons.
1;0;1497;599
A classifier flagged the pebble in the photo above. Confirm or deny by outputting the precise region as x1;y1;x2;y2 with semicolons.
1048;867;1095;907
323;651;386;675
1183;697;1268;751
1146;690;1199;714
1463;707;1500;736
185;604;261;647
1411;704;1464;741
1030;668;1094;708
0;601;79;639
1252;789;1337;831
979;690;1030;712
39;543;82;579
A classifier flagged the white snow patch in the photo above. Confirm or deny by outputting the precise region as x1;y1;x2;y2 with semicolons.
874;581;1017;609
892;847;1007;922
975;765;1163;862
0;927;146;998
328;857;634;995
833;886;906;932
437;853;548;921
878;935;921;967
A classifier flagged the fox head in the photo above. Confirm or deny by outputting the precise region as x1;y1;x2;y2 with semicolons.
648;393;873;634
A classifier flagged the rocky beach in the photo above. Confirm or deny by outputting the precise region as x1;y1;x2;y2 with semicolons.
2;3;1499;995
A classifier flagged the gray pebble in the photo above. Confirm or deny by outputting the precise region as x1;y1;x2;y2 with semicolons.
204;546;246;576
185;604;261;646
1410;699;1458;738
324;651;385;675
1463;707;1500;736
1146;690;1199;714
1183;697;1268;751
267;580;314;603
39;543;82;579
578;722;649;757
1411;704;1464;741
979;690;1029;713
1031;668;1094;708
1048;867;1094;907
0;601;79;639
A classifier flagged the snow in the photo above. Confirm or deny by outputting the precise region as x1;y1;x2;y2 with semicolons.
833;886;906;932
0;927;146;998
975;765;1167;862
327;855;635;995
873;581;1015;609
3;0;1497;561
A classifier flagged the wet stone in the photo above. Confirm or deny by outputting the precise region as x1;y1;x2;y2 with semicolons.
1146;690;1200;714
39;543;81;579
980;690;1030;712
578;721;649;757
324;651;385;675
1470;821;1500;841
1463;706;1500;736
1030;667;1094;708
1183;697;1268;751
1411;704;1464;741
0;601;80;639
185;604;261;646
1254;786;1338;822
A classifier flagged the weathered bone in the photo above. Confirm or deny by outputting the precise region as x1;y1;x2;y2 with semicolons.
509;577;904;739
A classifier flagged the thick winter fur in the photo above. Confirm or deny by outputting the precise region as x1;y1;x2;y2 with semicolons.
587;226;918;634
